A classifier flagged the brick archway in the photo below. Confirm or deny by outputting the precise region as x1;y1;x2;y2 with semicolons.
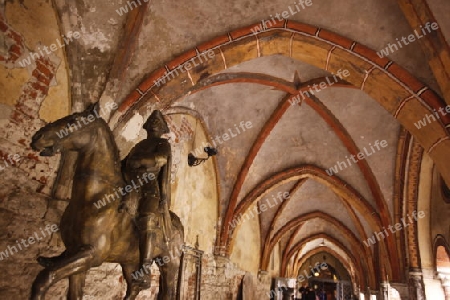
111;20;450;287
294;245;361;289
112;20;450;187
283;233;363;288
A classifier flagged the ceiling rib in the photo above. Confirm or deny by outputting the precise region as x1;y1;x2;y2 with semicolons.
280;225;304;276
262;180;305;262
304;94;399;279
174;71;399;281
230;165;382;249
263;211;376;288
202;72;399;279
287;233;358;281
294;242;362;288
212;73;350;246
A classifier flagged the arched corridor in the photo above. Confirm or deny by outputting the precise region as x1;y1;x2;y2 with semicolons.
0;0;449;299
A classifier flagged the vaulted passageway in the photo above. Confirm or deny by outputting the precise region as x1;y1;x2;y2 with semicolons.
0;0;449;299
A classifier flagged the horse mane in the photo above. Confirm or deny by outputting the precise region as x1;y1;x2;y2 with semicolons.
58;105;122;163
94;116;122;164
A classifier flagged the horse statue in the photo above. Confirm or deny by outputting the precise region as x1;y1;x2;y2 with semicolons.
29;103;184;300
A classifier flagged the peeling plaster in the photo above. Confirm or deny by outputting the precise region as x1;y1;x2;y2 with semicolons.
120;113;144;141
79;26;111;52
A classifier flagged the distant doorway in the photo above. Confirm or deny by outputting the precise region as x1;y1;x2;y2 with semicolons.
310;278;353;300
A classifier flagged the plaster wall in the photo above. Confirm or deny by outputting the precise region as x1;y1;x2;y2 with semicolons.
269;242;282;278
167;114;219;255
230;202;261;275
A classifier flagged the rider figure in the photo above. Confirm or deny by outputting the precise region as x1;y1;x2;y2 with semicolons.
123;110;172;287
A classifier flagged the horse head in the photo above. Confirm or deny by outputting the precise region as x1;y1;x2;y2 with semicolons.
31;103;104;156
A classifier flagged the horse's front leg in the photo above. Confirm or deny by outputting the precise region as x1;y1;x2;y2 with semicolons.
158;259;181;300
121;263;144;300
30;246;98;300
68;272;86;300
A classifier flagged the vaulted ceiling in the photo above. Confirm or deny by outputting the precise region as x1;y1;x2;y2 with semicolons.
14;0;449;293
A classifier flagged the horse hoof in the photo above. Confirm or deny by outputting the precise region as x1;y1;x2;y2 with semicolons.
132;278;151;290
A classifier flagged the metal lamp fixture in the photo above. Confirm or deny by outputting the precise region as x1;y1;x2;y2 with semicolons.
188;146;217;166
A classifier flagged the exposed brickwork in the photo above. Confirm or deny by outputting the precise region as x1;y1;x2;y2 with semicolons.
114;21;449;133
0;17;60;194
0;16;67;300
166;116;194;144
396;0;450;106
0;17;25;67
199;255;268;300
405;139;424;268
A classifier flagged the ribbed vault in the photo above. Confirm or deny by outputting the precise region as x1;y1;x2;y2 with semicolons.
110;20;450;290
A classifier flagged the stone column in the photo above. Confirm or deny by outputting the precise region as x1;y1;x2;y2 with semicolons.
352;284;360;300
380;282;389;300
408;269;425;300
214;245;227;257
437;270;450;300
365;288;377;300
389;283;409;299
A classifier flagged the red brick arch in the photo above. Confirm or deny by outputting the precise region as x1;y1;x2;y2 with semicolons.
435;235;450;268
260;211;377;288
230;165;383;245
112;20;450;188
111;19;450;286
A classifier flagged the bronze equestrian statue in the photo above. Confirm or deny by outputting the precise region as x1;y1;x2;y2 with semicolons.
30;104;184;300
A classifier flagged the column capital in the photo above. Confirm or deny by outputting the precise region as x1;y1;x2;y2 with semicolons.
437;270;450;286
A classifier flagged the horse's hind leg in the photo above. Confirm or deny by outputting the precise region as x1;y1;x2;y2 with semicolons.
37;251;67;268
121;263;143;300
68;272;86;300
30;246;97;300
158;260;181;300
